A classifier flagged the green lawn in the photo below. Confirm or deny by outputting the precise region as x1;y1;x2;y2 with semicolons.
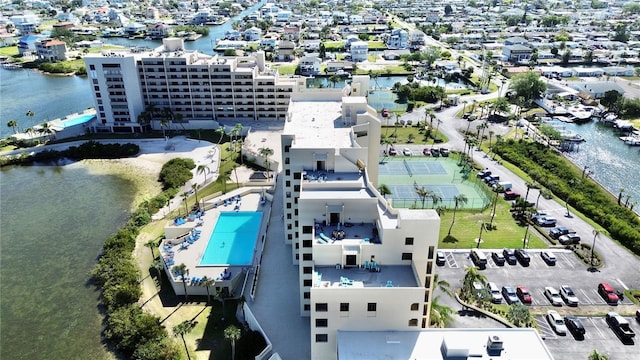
381;125;448;145
273;64;297;75
367;41;387;50
0;46;18;57
438;200;548;249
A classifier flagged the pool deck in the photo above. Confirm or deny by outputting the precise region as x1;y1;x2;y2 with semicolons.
160;191;268;283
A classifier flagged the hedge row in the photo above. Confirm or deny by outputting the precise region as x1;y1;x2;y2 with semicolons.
0;141;140;167
493;139;640;255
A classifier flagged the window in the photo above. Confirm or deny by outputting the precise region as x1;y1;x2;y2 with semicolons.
402;253;413;261
287;214;292;219
303;240;312;248
293;172;301;179
286;203;292;209
294;185;300;192
303;266;312;274
316;319;328;327
303;292;310;299
315;303;328;312
287;224;292;230
303;253;312;261
285;169;291;175
428;246;435;259
304;279;312;286
304;304;310;311
287;234;292;240
405;237;414;245
408;319;418;327
286;191;291;198
340;303;349;312
286;181;291;187
303;226;313;234
411;303;419;311
315;334;328;342
367;303;377;312
284;145;291;152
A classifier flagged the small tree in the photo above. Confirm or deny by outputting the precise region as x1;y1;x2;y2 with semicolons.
447;194;468;235
588;349;610;360
201;276;215;304
6;119;18;134
197;164;211;185
258;147;274;179
173;320;195;360
378;184;392;199
507;303;531;327
224;325;242;360
172;263;189;301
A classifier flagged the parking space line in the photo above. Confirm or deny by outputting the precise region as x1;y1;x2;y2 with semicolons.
535;317;557;339
617;278;629;290
591;289;607;304
559;253;575;269
579;289;593;305
446;252;458;268
587;318;606;339
537;289;549;305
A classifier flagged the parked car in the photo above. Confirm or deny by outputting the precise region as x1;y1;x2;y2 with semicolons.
402;148;412;156
430;148;440;157
388;147;397;156
560;285;579;306
541;251;557;265
502;286;519;304
477;169;491;178
636;309;640;322
598;282;619;304
422;148;431;156
487;282;502;304
547;310;567;335
514;249;531;266
439;148;449;157
558;234;581;245
535;216;557;227
491;252;505;266
564;315;586;337
503;190;521;200
549;226;572;239
436;250;446;266
484;175;500;185
502;248;517;265
606;312;636;339
381;108;389;117
516;286;533;304
545;286;563;306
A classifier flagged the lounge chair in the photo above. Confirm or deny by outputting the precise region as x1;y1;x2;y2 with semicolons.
340;276;353;286
386;280;393;287
363;261;370;269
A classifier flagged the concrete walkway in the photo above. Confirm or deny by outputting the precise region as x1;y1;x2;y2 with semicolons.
247;176;311;359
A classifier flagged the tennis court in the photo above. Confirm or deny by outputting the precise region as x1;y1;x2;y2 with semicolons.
379;160;448;176
378;157;490;209
368;90;406;112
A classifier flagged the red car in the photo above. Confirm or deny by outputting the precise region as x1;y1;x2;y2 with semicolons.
516;286;533;304
388;147;397;156
598;282;619;304
381;108;389;117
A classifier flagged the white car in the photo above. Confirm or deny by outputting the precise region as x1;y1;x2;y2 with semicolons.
560;285;579;306
544;286;563;306
547;310;567;335
402;148;412;156
487;282;502;304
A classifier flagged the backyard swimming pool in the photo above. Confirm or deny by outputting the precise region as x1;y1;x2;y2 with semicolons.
58;113;96;128
199;211;262;266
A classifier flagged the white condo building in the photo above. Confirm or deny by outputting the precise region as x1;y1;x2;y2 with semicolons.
84;38;295;133
280;76;441;359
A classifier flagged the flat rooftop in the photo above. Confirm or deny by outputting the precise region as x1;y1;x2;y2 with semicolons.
337;328;554;360
314;265;418;288
283;100;352;149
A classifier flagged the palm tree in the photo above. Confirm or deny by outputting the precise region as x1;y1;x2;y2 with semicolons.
151;258;164;287
232;123;243;151
378;184;391;199
197;164;210;185
172;263;189;301
7;120;18;134
224;325;242;360
258;147;274;179
215;126;226;144
173;320;195;360
587;349;610;360
524;181;539;202
232;165;240;189
489;184;504;228
429;295;455;328
617;188;625;206
447;194;468;236
507;303;531;327
191;184;200;209
536;188;552;208
488;130;495;153
415;186;434;209
201;276;215;304
160;108;173;138
25;110;35;127
181;191;190;216
434;118;443;142
433;273;452;297
145;239;158;262
219;171;232;193
381;137;394;156
462;266;487;299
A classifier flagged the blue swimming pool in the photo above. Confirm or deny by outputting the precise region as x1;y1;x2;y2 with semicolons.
59;114;96;128
200;211;262;266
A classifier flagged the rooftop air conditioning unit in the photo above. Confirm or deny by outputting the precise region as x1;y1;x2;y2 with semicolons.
486;335;504;356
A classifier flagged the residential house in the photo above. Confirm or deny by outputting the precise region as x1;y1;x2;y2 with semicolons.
35;38;67;62
603;66;635;77
326;61;354;73
276;40;296;61
387;28;408;49
502;44;533;62
17;34;39;55
224;29;241;40
382;49;410;60
282;25;300;41
124;22;146;35
570;81;625;99
147;23;172;39
504;36;529;46
243;27;261;41
350;41;368;62
299;55;322;75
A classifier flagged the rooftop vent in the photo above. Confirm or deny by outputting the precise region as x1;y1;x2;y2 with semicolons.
486;335;504;356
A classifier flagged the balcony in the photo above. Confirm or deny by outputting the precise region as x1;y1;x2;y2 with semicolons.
313;265;417;288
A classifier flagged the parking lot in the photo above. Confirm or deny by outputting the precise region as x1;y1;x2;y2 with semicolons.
536;315;639;358
436;249;639;359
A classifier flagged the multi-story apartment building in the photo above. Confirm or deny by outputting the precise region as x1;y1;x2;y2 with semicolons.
281;77;441;359
84;38;295;133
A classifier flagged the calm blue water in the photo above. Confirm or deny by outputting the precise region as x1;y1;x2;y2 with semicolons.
200;211;262;266
0;164;136;360
59;113;96;128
